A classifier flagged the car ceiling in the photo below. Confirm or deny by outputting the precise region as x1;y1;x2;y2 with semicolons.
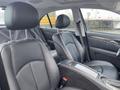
0;0;120;18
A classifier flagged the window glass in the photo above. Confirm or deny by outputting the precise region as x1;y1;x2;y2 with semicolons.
40;15;51;28
81;9;120;34
40;9;76;31
0;8;4;25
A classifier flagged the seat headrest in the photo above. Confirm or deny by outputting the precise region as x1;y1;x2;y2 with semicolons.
55;14;70;29
5;2;39;30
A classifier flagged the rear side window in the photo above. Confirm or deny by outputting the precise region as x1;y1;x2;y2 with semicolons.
0;8;4;25
40;9;76;31
81;8;120;34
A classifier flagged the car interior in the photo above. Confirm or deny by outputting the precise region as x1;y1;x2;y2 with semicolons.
0;0;120;90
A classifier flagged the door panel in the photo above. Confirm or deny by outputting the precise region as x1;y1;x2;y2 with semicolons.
87;32;120;70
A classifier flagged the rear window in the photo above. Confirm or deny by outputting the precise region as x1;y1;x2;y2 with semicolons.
40;9;77;31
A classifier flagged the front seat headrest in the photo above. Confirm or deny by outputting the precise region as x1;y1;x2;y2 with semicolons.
55;14;70;29
5;2;39;30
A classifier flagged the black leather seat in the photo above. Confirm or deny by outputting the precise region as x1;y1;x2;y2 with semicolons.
52;14;118;80
1;2;82;90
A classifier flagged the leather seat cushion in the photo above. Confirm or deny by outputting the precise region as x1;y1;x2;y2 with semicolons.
59;87;82;90
85;60;118;79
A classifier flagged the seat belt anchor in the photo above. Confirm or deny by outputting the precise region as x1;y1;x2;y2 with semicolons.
59;76;70;88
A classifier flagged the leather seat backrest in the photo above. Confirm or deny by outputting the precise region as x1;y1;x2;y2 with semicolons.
1;40;59;90
53;32;85;63
53;15;85;63
2;2;59;90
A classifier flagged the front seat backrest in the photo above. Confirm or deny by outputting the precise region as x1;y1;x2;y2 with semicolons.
53;15;85;62
2;2;59;90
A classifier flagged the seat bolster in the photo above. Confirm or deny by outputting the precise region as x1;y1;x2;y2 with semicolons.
40;42;60;89
85;60;118;79
59;87;82;90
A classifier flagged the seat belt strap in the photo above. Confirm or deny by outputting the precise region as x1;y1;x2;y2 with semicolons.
29;28;51;50
39;28;49;43
39;28;51;49
76;21;85;46
79;9;91;61
76;20;91;62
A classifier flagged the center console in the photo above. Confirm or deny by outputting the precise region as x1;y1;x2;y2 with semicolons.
58;60;120;90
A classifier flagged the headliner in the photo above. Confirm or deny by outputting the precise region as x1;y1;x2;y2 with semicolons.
0;0;120;18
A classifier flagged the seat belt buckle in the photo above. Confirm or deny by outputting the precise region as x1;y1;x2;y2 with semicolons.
59;76;70;88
